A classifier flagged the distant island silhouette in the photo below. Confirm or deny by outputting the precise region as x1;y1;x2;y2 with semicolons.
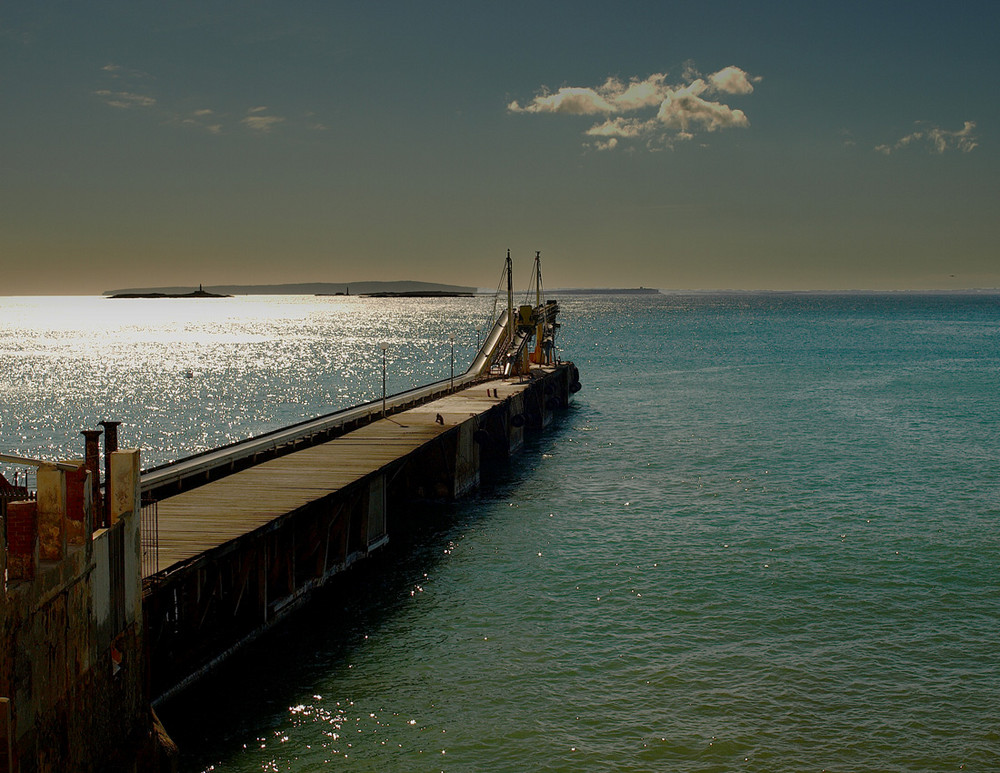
361;290;475;298
105;282;664;298
109;284;232;299
546;287;661;295
103;281;476;296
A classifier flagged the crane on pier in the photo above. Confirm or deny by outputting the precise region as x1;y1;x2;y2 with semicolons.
475;250;560;378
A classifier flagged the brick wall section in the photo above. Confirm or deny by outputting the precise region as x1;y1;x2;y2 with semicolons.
5;501;37;581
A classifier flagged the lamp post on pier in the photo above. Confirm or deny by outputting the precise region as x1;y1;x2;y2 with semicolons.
380;343;387;417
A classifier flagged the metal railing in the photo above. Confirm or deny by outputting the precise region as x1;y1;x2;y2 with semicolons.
141;497;159;577
0;489;36;520
108;520;126;636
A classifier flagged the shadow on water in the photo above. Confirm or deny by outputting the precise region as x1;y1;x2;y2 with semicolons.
156;411;576;771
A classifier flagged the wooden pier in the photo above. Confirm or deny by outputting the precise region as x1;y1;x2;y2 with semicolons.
142;364;579;702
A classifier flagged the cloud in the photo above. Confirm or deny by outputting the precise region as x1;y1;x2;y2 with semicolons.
101;63;150;80
242;108;285;133
876;121;978;155
93;89;156;109
508;74;671;115
709;66;757;95
94;66;314;137
95;64;157;111
611;74;671;110
178;112;226;134
657;83;749;132
508;87;615;115
585;117;652;139
509;65;757;151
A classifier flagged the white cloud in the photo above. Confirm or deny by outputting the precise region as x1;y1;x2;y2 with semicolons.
509;74;674;116
876;121;978;155
509;87;615;115
242;110;285;133
509;64;756;151
605;74;671;110
94;89;156;109
178;111;226;134
95;66;313;138
585;117;653;139
657;85;749;132
708;66;757;95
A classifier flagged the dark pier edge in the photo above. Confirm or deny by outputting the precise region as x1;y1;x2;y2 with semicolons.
143;362;580;707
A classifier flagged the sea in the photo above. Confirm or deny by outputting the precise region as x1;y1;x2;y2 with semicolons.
1;292;998;772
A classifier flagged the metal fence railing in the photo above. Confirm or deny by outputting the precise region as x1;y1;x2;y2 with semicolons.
141;497;159;578
0;489;36;521
108;520;126;636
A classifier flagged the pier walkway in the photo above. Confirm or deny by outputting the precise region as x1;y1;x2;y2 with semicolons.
147;373;543;577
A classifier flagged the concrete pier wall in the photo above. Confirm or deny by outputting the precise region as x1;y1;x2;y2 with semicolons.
0;451;165;773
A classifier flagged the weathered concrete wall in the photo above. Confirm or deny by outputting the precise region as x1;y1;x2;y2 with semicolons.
112;450;144;633
0;451;162;773
367;473;387;548
453;420;480;498
35;467;66;563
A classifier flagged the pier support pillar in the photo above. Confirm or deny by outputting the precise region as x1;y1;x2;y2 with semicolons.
453;421;480;498
81;430;103;528
36;465;67;562
110;449;143;626
367;474;386;548
109;449;139;526
100;421;121;527
64;463;92;547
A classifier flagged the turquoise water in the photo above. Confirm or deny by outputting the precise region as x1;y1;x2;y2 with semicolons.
4;293;1000;770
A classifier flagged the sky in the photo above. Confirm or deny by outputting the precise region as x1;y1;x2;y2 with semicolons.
1;1;998;294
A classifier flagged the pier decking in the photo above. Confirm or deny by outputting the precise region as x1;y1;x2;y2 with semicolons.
148;375;539;575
